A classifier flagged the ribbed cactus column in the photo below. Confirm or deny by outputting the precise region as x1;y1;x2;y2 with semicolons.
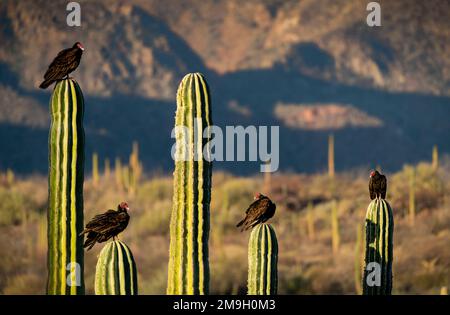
95;240;138;295
363;199;394;295
47;79;85;295
167;73;213;295
248;224;278;295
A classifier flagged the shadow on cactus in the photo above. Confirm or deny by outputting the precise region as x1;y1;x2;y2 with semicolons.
363;199;394;295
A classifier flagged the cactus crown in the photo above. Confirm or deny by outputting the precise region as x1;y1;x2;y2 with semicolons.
95;240;138;295
248;223;278;295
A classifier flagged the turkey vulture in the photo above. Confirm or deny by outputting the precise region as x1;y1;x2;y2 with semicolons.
369;170;387;200
236;193;276;232
80;202;130;250
39;42;84;89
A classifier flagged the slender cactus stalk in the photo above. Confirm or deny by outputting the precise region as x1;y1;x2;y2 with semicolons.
115;157;122;188
408;166;416;226
47;79;85;295
167;73;212;295
328;133;335;179
104;158;110;180
6;168;14;186
331;199;340;254
263;160;272;195
92;152;99;187
432;145;439;173
306;202;315;241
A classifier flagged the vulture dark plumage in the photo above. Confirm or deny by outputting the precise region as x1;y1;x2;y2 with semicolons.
369;170;387;200
236;193;276;232
39;42;84;89
80;202;130;250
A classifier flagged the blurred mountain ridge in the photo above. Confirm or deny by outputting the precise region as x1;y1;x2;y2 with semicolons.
0;0;449;174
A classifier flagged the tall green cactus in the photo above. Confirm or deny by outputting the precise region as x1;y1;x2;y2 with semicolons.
167;73;212;295
47;79;85;295
95;240;138;295
248;223;278;295
363;199;394;295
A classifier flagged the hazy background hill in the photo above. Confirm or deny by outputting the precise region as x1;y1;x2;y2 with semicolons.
0;0;449;175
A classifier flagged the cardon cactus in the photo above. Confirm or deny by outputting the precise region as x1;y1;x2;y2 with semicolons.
248;223;278;295
363;199;394;295
47;79;85;295
167;73;213;295
95;240;138;295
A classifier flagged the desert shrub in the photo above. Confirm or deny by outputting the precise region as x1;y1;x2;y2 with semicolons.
3;273;44;294
136;178;172;203
135;200;171;236
0;188;33;226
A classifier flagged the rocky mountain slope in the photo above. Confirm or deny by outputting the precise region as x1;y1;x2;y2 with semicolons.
0;0;449;174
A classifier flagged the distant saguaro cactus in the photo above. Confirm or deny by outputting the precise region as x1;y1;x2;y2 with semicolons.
6;168;15;186
331;200;340;254
248;223;278;295
167;73;213;295
95;240;138;295
328;133;335;179
306;202;315;241
432;145;439;173
104;158;110;180
115;157;123;188
92;152;99;187
408;166;416;226
363;199;394;295
47;79;85;295
129;141;143;194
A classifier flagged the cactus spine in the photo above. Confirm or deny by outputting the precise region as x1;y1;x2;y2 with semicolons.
47;79;85;295
167;73;212;295
363;199;394;295
95;240;138;295
248;223;278;295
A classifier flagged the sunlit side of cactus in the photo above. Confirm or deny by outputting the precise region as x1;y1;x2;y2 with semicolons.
47;79;85;295
167;73;212;295
95;240;138;295
248;223;278;295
